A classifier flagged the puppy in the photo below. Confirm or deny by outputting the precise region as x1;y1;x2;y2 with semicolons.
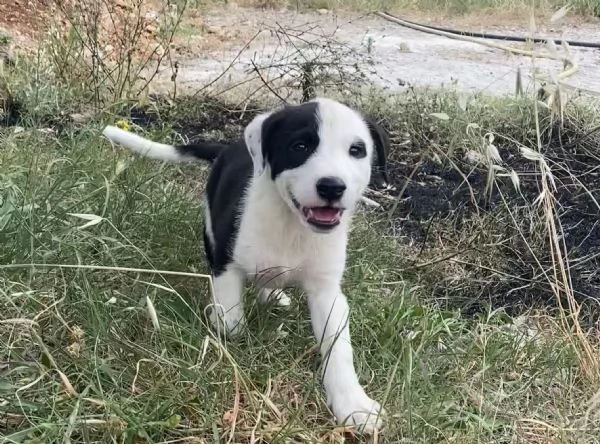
102;97;388;432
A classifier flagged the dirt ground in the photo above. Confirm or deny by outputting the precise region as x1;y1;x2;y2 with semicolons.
162;5;600;98
2;2;600;98
172;8;600;95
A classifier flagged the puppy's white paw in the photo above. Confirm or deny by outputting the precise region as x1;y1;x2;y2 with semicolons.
206;304;245;337
330;389;384;434
258;288;291;307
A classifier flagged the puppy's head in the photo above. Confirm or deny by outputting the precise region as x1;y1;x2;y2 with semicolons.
244;97;389;234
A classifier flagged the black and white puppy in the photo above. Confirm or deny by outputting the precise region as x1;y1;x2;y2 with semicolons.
102;97;388;433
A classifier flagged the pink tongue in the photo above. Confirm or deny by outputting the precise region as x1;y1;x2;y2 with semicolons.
309;207;340;222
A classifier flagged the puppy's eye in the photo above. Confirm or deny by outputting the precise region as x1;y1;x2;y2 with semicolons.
349;142;366;158
292;142;308;152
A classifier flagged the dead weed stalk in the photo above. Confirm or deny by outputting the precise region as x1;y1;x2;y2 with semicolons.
511;11;599;381
45;0;187;105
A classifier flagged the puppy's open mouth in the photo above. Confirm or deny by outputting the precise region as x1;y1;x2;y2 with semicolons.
291;196;344;230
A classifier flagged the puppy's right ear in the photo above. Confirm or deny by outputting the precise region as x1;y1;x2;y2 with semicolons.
244;112;272;177
365;117;390;189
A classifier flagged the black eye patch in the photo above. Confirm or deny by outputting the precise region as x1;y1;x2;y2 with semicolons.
288;135;318;156
261;103;321;179
349;141;367;159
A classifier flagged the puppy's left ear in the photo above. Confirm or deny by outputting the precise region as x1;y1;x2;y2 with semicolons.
244;111;273;177
365;117;390;189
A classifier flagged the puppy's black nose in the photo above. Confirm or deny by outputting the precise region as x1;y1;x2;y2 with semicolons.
316;176;346;201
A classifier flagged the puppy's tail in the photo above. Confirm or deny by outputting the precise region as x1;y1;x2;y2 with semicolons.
102;125;225;163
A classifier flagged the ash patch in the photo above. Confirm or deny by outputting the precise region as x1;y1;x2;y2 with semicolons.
376;116;600;317
128;95;256;144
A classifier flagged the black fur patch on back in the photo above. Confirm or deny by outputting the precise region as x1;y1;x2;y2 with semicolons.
203;142;253;276
175;142;229;163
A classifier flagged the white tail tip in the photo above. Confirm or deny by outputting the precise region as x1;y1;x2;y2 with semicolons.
102;125;184;162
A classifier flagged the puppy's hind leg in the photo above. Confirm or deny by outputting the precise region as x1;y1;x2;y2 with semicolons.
258;288;291;307
207;267;246;337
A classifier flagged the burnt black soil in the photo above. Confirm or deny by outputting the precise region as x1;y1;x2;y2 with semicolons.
129;95;260;143
380;115;600;317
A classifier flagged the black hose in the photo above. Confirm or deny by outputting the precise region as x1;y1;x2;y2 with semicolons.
377;11;600;49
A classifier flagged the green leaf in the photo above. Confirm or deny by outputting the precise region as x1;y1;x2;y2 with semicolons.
166;414;181;428
430;112;450;121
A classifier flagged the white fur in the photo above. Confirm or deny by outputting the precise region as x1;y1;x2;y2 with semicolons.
258;288;291;306
279;99;372;230
103;126;188;162
213;98;384;432
243;111;273;177
213;170;384;432
203;197;216;250
102;98;385;433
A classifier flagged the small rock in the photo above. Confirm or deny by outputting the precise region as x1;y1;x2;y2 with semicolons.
114;0;132;10
70;111;95;125
38;128;56;136
398;42;410;52
464;149;483;165
317;8;330;15
144;24;158;34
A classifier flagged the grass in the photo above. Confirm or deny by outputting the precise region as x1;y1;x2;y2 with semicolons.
2;0;600;441
1;84;600;442
0;34;11;47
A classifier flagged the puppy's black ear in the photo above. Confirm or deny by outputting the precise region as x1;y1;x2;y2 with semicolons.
365;117;390;189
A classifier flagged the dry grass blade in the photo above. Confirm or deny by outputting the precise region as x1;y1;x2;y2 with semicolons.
531;85;600;382
0;263;212;280
145;296;161;331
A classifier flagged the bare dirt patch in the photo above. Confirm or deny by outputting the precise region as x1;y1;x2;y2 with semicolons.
0;0;52;49
155;5;600;99
2;3;599;98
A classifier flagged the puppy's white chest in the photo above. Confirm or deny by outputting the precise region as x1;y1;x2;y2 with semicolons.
234;223;310;287
231;177;346;288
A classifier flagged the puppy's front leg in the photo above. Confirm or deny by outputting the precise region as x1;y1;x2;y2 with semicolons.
306;284;384;433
